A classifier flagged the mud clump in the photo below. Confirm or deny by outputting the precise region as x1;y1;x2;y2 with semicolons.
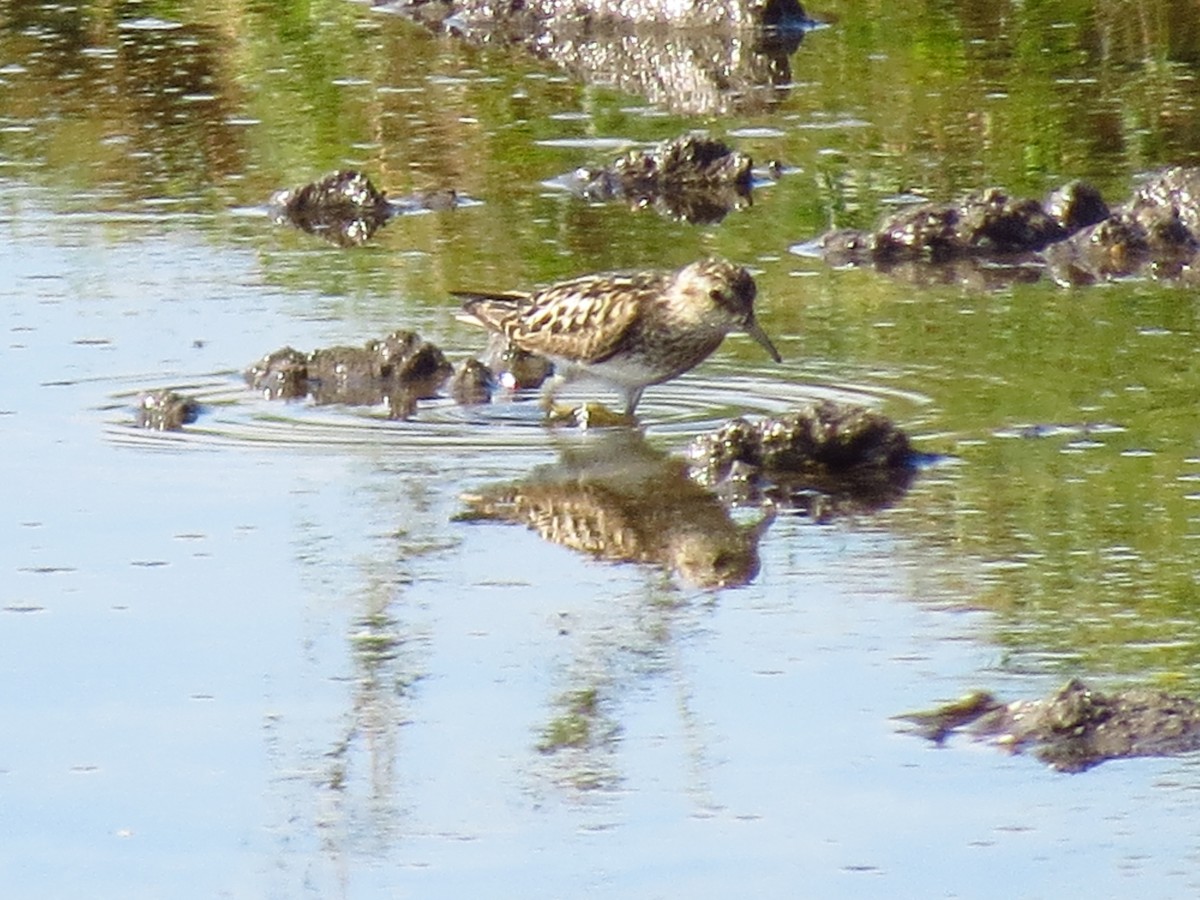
245;330;453;419
899;679;1200;773
820;186;1089;266
449;357;497;406
247;347;309;401
561;135;757;224
688;401;919;517
270;170;460;246
270;170;392;246
449;330;555;407
136;389;201;431
1046;166;1200;283
1044;179;1112;233
813;166;1200;286
477;331;554;392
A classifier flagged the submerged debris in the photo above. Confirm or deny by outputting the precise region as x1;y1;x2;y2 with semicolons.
391;187;460;214
899;679;1200;773
270;170;460;246
135;389;200;431
245;330;454;419
560;135;757;223
535;684;621;791
688;401;919;517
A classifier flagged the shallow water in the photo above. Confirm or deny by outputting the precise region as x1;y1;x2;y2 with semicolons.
5;1;1200;897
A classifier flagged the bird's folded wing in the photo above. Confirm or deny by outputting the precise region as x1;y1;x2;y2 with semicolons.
508;286;643;363
456;282;644;364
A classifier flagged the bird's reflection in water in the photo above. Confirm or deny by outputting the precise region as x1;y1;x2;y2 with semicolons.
457;430;771;589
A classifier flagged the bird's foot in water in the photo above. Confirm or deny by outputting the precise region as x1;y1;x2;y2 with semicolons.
544;401;636;429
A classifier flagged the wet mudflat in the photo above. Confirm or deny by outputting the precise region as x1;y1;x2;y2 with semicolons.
5;1;1200;897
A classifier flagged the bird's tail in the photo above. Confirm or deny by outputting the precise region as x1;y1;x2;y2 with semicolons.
454;291;530;329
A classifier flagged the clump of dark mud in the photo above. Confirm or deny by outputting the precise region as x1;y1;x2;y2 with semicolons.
558;135;758;224
135;389;201;431
270;170;459;246
448;328;555;407
245;330;454;419
899;679;1200;773
449;357;497;406
819;186;1094;265
1045;166;1200;283
688;401;920;518
811;166;1200;286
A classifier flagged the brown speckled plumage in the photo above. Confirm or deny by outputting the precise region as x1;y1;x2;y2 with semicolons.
455;258;780;415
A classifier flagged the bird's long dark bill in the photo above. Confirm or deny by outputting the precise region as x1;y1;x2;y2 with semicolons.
745;318;782;363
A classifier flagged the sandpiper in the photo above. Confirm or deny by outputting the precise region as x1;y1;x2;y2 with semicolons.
454;258;781;416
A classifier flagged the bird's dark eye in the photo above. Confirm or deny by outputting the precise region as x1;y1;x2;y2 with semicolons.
709;289;724;302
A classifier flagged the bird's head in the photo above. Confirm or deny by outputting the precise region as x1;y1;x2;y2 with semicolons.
679;259;782;363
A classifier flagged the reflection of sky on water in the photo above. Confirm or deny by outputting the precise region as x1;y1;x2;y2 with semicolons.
6;0;1200;893
4;190;1200;898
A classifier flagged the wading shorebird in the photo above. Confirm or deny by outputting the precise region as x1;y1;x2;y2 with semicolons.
454;258;781;417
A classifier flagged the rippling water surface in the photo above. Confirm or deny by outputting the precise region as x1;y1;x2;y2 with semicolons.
5;2;1200;897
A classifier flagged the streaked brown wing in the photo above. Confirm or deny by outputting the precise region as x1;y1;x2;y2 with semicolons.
503;272;667;363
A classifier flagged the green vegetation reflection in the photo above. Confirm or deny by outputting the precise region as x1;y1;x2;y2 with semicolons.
5;0;1200;689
